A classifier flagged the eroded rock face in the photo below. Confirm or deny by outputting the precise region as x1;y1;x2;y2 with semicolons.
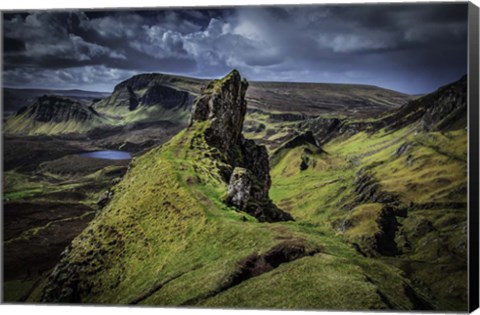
95;73;196;113
140;84;192;109
226;168;252;210
190;70;293;222
191;69;248;154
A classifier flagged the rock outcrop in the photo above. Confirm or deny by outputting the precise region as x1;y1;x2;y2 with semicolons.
190;70;293;222
283;131;322;150
297;75;467;143
380;75;467;132
190;70;248;153
94;73;196;113
141;84;192;109
226;168;252;210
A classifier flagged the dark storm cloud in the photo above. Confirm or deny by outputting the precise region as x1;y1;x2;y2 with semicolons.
2;3;468;94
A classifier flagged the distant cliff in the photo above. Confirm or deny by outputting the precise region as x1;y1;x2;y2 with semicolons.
4;95;109;135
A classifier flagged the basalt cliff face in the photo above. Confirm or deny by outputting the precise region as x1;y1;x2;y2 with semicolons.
94;73;196;114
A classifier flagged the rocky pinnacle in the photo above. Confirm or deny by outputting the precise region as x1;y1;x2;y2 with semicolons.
190;70;293;222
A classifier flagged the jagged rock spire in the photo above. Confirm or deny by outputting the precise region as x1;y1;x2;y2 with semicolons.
190;69;249;153
190;69;293;222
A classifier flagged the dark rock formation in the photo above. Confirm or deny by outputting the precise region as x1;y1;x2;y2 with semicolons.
345;205;399;257
243;121;266;133
229;240;319;286
297;118;342;145
190;70;248;154
394;142;412;159
112;72;203;93
140;84;193;109
99;85;139;110
95;73;197;112
283;131;322;150
180;240;320;305
97;189;114;208
373;206;399;256
190;70;293;222
299;156;310;171
353;169;399;205
268;112;313;122
41;224;126;303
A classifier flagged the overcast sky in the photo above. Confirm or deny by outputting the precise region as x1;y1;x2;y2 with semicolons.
2;3;469;94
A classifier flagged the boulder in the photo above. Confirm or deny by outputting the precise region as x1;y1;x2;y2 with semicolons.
226;168;252;210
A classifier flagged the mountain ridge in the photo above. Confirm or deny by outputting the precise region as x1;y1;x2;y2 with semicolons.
3;87;110;116
4;72;413;137
4;95;109;135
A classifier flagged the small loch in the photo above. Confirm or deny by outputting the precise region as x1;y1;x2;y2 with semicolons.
79;150;132;160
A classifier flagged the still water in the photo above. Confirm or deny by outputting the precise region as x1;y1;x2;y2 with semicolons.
80;150;131;160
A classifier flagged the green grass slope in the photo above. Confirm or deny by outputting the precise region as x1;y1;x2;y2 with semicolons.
36;73;427;310
37;123;423;309
4;96;112;136
269;123;467;310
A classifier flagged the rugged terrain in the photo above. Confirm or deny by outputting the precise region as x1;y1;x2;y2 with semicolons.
2;71;467;311
4;72;411;136
4;96;110;135
3;88;110;117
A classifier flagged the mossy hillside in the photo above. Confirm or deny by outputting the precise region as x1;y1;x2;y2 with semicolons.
4;111;112;136
4;159;126;203
38;124;311;304
37;113;425;309
242;111;304;151
156;117;427;309
94;101;190;126
202;254;386;310
270;141;355;226
3;95;117;136
269;121;467;310
343;203;384;237
373;130;467;205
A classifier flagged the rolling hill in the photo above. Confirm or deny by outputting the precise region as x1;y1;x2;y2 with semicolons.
246;81;411;116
